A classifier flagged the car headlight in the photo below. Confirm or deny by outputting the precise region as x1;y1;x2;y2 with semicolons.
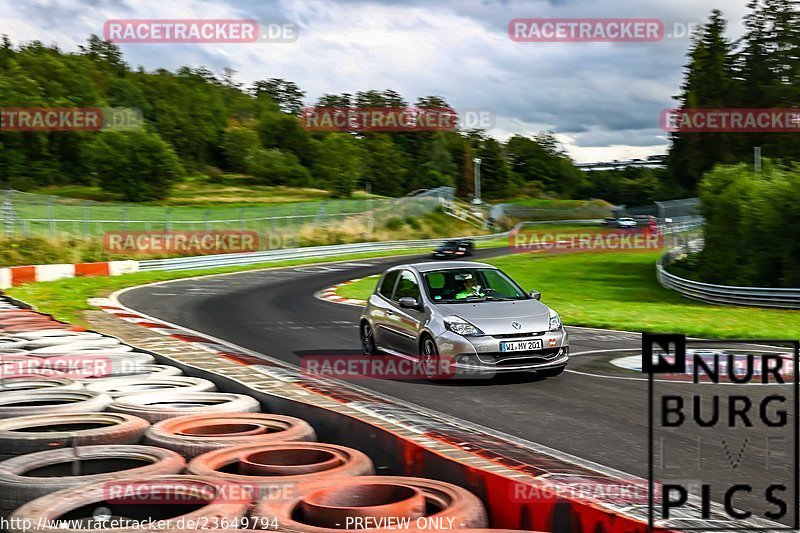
444;315;483;336
548;309;562;331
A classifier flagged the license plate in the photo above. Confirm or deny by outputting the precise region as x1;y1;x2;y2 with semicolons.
500;339;543;352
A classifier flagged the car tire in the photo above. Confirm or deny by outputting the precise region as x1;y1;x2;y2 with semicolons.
0;445;185;517
8;475;250;533
144;413;316;459
251;476;488;532
0;413;149;459
0;390;113;419
360;321;378;355
420;335;441;380
85;376;216;398
0;337;27;350
187;442;374;497
108;391;261;423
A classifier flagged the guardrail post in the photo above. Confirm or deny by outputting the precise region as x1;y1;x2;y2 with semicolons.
48;196;56;237
82;201;90;238
2;193;15;238
122;204;129;232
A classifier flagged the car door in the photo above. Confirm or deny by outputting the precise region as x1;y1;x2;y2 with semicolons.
385;269;425;355
370;269;400;350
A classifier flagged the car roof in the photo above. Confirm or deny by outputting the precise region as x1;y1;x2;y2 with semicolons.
395;261;495;273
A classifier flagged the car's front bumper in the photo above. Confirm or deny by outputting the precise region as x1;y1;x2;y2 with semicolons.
435;328;570;375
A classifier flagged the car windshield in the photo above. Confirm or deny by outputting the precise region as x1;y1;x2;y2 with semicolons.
423;268;528;303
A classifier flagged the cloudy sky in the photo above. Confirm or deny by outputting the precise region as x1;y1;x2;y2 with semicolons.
0;0;750;163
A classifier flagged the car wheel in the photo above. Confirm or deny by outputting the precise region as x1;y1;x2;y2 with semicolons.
540;365;566;377
360;321;378;355
420;335;441;379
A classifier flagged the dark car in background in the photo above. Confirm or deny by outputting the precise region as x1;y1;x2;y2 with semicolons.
431;239;474;259
602;217;637;228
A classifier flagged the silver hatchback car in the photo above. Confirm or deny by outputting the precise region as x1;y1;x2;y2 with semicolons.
359;261;569;378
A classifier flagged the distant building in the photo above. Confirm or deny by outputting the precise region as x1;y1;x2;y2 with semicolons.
576;154;666;171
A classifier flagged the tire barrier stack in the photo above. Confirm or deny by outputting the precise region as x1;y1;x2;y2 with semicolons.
0;296;516;532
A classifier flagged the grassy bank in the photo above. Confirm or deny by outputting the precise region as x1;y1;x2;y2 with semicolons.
0;210;490;267
337;251;800;339
31;175;378;207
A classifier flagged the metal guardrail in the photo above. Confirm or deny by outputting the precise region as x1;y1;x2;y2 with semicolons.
438;198;489;229
657;243;800;309
139;232;508;272
139;217;704;274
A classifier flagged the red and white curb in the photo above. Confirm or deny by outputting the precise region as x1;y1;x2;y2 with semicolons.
314;278;369;307
0;260;138;289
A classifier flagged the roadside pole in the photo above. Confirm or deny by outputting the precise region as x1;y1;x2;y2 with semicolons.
366;182;374;235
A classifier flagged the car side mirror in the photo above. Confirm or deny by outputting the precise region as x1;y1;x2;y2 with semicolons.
529;290;541;301
398;297;419;309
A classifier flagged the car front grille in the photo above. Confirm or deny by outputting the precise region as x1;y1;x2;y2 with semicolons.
474;348;563;367
492;331;546;339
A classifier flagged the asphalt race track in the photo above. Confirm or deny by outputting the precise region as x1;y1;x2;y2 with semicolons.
120;249;797;524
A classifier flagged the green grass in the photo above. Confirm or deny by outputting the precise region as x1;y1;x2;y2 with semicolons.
6;249;426;326
503;197;615;209
16;175;393;237
337;251;800;339
31;175;382;207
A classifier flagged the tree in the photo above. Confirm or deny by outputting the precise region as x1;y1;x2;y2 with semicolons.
257;111;316;166
666;10;736;191
419;132;456;188
697;161;800;287
90;130;182;201
459;143;475;197
316;93;352;108
354;89;407;108
79;35;126;74
467;131;514;198
251;78;305;114
245;148;310;186
362;134;409;196
221;125;262;172
313;134;363;197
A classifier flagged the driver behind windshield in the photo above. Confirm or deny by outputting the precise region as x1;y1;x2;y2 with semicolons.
455;273;485;299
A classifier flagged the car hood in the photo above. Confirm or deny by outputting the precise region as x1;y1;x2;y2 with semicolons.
436;299;551;335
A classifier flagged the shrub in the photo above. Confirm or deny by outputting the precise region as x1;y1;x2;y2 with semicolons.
383;217;405;231
90;130;182;201
698;161;800;287
205;165;224;184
